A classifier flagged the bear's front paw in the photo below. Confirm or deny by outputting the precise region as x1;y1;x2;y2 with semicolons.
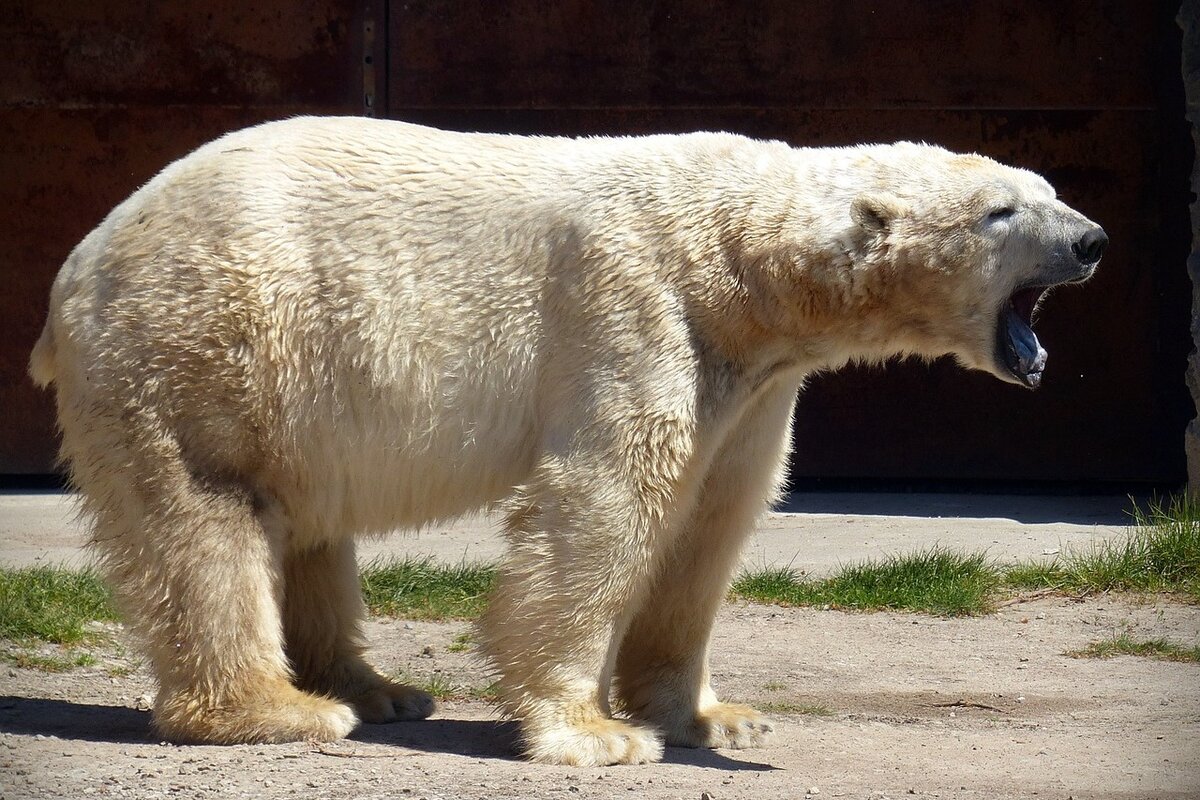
524;716;664;766
349;680;436;724
666;702;774;749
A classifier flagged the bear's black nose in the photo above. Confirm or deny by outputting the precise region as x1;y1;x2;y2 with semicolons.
1072;226;1108;265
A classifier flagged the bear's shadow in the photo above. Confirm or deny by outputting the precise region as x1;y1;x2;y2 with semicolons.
354;718;777;769
0;696;152;744
0;697;776;770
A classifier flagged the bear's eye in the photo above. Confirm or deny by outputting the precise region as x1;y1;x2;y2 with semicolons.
987;207;1017;222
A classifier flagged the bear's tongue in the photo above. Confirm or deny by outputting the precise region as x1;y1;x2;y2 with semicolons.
1003;287;1048;389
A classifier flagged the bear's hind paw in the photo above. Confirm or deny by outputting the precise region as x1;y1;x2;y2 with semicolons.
350;681;436;723
154;683;358;744
667;702;774;749
524;716;664;766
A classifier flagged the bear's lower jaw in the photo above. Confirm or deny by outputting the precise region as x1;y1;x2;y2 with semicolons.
996;290;1049;389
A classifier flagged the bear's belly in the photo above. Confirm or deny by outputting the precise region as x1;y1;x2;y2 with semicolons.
273;361;540;543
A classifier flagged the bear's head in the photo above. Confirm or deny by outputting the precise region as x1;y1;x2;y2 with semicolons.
847;144;1105;389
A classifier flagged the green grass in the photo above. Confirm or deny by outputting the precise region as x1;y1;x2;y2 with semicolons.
360;558;495;620
4;649;97;673
392;669;496;701
758;700;833;716
732;548;1000;616
447;631;474;652
1068;632;1200;663
2;495;1196;655
1004;496;1200;600
0;566;117;645
736;495;1199;614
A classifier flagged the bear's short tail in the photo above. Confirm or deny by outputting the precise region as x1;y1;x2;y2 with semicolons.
28;319;57;388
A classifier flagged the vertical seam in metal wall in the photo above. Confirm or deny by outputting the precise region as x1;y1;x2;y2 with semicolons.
362;0;388;117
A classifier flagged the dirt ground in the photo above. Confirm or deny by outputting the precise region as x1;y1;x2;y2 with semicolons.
2;594;1197;800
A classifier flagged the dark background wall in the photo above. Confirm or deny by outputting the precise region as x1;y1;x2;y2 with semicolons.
1;0;375;474
2;1;1192;489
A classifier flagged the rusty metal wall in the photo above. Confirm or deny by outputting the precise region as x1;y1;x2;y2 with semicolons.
386;0;1192;486
2;1;1191;486
0;0;373;473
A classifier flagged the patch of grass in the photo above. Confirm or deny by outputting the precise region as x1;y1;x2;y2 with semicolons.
759;700;833;716
393;669;479;701
5;648;97;673
1005;496;1200;600
470;681;500;702
419;671;460;700
1002;561;1062;590
0;566;117;645
732;548;1000;616
3;495;1196;646
447;632;474;653
737;495;1200;615
1068;632;1200;663
360;558;495;620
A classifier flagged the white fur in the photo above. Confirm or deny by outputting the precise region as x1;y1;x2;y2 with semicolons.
29;117;1098;763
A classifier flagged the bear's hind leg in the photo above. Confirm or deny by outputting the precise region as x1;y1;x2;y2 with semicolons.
614;384;797;749
95;480;359;744
282;538;435;723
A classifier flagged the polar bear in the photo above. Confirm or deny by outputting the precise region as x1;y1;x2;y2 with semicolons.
29;117;1104;765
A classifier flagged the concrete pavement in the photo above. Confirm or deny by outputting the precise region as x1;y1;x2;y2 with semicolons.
0;490;1137;574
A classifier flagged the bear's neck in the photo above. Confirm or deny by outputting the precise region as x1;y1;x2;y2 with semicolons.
662;142;926;378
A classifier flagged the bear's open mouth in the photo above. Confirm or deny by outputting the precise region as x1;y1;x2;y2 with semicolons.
997;286;1049;389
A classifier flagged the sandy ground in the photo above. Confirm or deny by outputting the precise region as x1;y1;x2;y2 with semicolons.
2;492;1197;799
3;598;1197;800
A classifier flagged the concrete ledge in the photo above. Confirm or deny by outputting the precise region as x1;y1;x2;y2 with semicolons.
1;490;1135;575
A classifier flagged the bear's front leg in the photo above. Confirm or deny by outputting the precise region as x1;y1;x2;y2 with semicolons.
479;412;698;765
615;382;798;749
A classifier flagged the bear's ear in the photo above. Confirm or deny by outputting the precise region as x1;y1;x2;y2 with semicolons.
851;193;909;233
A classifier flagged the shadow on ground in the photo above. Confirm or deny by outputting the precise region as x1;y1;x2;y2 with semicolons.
0;697;778;769
0;696;152;743
778;492;1139;526
354;717;778;769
